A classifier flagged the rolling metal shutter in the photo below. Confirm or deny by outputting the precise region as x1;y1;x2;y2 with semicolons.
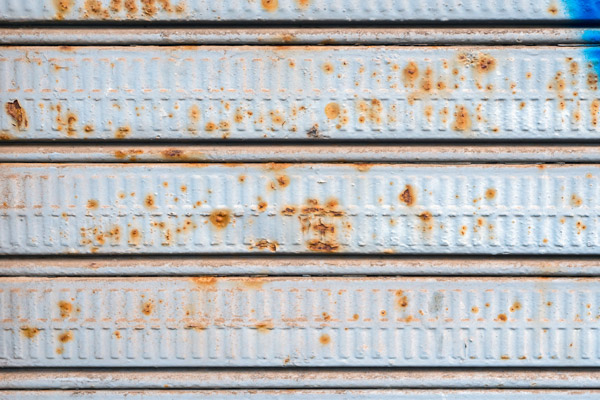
1;0;600;398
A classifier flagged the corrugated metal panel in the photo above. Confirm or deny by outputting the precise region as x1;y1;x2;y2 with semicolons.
1;163;597;255
0;0;598;22
3;46;600;141
4;369;600;389
1;277;598;367
0;389;599;399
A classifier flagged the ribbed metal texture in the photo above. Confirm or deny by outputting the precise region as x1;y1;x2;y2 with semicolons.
0;0;597;22
3;46;600;141
2;277;598;367
0;163;597;255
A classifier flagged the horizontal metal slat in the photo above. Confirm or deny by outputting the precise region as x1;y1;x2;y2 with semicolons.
0;390;599;399
0;0;597;22
2;46;600;141
0;163;597;255
1;163;598;255
3;145;600;163
1;277;599;367
3;369;600;389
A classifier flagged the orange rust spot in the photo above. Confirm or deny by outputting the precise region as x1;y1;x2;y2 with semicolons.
190;277;217;287
142;301;154;316
21;327;40;339
570;61;579;75
124;0;138;14
418;211;432;222
307;239;339;252
476;54;496;73
53;0;73;19
498;314;507;322
322;312;332;321
395;290;408;308
424;105;433;122
471;306;479;313
261;0;278;11
129;228;141;245
115;126;131;139
84;0;109;17
319;333;331;345
5;100;28;130
452;105;471;131
252;239;278;252
588;72;599;91
352;314;359;321
276;175;290;188
161;148;186;159
144;194;155;209
460;225;468;236
58;301;72;318
399;184;415;206
205;122;218;131
238;175;246;182
510;301;522;312
281;206;297;216
58;331;73;343
114;330;122;339
592;99;600;127
324;102;340;119
485;188;497;200
548;4;558;15
403;61;419;86
295;0;310;7
571;194;583;207
255;321;274;332
322;62;334;74
209;209;231;229
258;199;268;212
86;199;99;210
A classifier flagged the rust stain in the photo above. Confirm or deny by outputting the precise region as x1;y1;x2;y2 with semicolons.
471;306;479;313
395;290;409;309
53;0;73;19
21;327;40;339
295;0;310;7
588;72;598;91
129;228;141;245
357;99;383;124
255;321;274;332
276;175;290;188
571;194;583;207
498;314;507;322
144;194;156;209
476;54;496;73
114;331;122;339
86;199;99;210
510;301;522;312
548;4;559;15
161;149;186;159
257;198;268;212
452;105;471;131
281;206;297;216
591;99;600;127
142;301;154;316
322;62;334;74
307;239;339;252
84;0;110;17
402;61;419;87
324;102;341;120
252;239;278;252
399;184;415;206
209;209;231;229
58;330;73;343
5;100;28;130
58;301;72;318
190;277;217;287
115;126;131;139
319;333;331;345
261;0;278;11
306;124;319;138
485;188;497;200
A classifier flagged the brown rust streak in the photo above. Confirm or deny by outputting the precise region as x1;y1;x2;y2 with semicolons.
5;100;28;130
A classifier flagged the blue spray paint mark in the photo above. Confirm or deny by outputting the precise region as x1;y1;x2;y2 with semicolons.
562;0;600;75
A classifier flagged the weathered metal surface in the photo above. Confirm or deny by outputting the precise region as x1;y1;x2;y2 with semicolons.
4;145;600;163
4;369;600;389
0;0;598;22
1;163;598;255
2;257;599;276
0;390;599;399
1;277;599;367
4;46;600;141
3;28;600;46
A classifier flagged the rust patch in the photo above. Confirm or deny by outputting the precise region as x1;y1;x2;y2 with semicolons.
261;0;278;11
190;277;217;287
322;62;334;74
53;0;73;19
306;124;319;138
129;228;141;245
161;149;186;159
307;239;339;252
591;99;600;126
58;330;73;343
399;185;415;206
548;4;558;15
276;175;290;188
295;0;310;7
142;301;154;316
144;194;156;209
281;206;297;216
115;126;131;139
58;301;72;318
84;0;110;17
114;330;122;339
571;194;583;207
588;72;598;91
485;188;497;200
21;327;40;339
476;54;496;73
257;198;268;212
510;301;522;312
498;314;507;322
252;239;278;252
402;61;419;87
319;333;331;345
395;290;409;309
209;209;231;229
86;199;99;210
471;306;479;313
357;99;383;124
324;102;340;119
452;105;471;131
5;100;28;130
255;321;274;332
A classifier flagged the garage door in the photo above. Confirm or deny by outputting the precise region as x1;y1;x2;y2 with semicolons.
1;1;599;398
